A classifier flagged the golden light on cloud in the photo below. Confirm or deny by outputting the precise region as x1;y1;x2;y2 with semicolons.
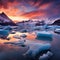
0;0;60;22
39;3;52;10
9;16;29;23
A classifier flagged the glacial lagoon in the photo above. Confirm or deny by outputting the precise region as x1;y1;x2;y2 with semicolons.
0;26;60;60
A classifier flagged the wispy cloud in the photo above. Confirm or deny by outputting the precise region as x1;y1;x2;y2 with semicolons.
0;0;60;21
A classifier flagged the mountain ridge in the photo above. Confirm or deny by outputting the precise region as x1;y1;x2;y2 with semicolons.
52;19;60;25
0;12;16;26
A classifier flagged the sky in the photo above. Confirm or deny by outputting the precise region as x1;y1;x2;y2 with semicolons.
0;0;60;22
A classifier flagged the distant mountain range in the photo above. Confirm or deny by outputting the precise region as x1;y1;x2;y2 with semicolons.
0;12;16;26
52;19;60;25
0;12;60;26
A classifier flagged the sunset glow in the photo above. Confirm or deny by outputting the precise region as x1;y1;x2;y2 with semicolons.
9;16;28;22
0;0;60;22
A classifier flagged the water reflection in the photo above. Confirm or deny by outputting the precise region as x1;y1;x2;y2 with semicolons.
0;31;53;60
0;32;28;43
0;43;29;60
0;31;52;44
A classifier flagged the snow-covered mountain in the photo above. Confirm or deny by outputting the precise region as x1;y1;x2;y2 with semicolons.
52;19;60;25
0;12;16;25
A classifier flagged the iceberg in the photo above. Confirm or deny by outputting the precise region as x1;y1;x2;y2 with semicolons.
34;26;41;30
21;29;28;33
39;51;53;60
20;34;27;38
36;31;52;40
13;35;20;39
0;30;9;39
39;54;49;60
10;31;16;34
54;28;60;34
23;43;51;58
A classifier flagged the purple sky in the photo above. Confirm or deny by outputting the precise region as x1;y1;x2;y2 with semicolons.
0;0;60;22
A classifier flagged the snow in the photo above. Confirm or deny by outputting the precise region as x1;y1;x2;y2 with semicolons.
0;16;10;23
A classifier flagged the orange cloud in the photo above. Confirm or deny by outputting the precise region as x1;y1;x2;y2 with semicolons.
0;0;60;22
39;3;52;10
21;10;47;19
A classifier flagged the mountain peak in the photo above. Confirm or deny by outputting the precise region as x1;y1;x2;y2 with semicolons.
0;12;6;15
1;12;5;15
0;12;16;26
0;12;8;19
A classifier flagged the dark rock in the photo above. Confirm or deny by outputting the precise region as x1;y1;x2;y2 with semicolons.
52;19;60;26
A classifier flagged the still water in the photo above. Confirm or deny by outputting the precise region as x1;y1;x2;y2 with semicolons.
0;31;60;60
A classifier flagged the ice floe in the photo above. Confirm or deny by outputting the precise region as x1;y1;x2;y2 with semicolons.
54;28;60;34
13;35;20;39
23;43;51;58
35;31;52;40
20;34;27;38
39;51;53;60
0;30;9;39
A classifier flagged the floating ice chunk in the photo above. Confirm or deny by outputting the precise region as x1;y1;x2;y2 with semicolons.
6;37;11;40
4;38;26;46
47;51;53;57
23;43;51;58
39;51;53;60
21;29;28;33
19;39;26;44
13;35;20;39
4;40;26;46
54;28;60;34
43;24;48;29
11;31;16;34
0;30;9;38
36;31;52;40
20;34;27;38
39;54;49;60
34;26;41;30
